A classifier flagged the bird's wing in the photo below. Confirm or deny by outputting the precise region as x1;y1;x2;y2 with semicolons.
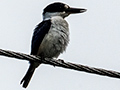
31;20;51;55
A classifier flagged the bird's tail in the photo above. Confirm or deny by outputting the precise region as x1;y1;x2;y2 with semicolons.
20;64;36;88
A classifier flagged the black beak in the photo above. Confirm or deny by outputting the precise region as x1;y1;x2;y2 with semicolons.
65;7;87;14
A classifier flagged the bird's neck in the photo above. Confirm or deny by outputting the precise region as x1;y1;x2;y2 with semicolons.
43;12;65;21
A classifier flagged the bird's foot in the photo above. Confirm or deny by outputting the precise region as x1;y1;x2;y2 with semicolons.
57;59;65;63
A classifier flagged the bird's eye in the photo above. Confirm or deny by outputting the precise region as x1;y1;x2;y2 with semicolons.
64;5;69;9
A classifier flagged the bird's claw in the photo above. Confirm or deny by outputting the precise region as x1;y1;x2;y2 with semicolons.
57;59;64;63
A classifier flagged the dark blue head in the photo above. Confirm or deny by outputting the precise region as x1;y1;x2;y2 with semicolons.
43;2;87;19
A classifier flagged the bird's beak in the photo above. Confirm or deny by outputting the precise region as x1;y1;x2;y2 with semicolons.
66;7;87;14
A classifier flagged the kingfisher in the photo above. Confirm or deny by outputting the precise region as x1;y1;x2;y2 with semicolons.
20;2;86;88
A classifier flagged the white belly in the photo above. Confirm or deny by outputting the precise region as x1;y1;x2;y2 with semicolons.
37;16;69;58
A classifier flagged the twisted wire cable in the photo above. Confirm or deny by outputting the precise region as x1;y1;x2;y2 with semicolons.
0;48;120;79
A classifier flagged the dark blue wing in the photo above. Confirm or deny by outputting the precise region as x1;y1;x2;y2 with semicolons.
31;20;51;55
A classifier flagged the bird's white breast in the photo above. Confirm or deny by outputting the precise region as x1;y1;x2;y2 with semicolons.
37;16;69;58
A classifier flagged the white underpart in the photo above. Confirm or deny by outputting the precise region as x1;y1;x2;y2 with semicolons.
37;16;69;58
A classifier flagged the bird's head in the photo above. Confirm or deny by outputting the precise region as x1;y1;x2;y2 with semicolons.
43;2;87;20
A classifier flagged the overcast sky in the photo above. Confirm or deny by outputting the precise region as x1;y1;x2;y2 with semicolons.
0;0;120;90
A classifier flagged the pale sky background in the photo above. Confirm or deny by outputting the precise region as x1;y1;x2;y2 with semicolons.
0;0;120;90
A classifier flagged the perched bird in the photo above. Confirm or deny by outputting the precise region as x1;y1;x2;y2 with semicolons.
20;2;86;88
